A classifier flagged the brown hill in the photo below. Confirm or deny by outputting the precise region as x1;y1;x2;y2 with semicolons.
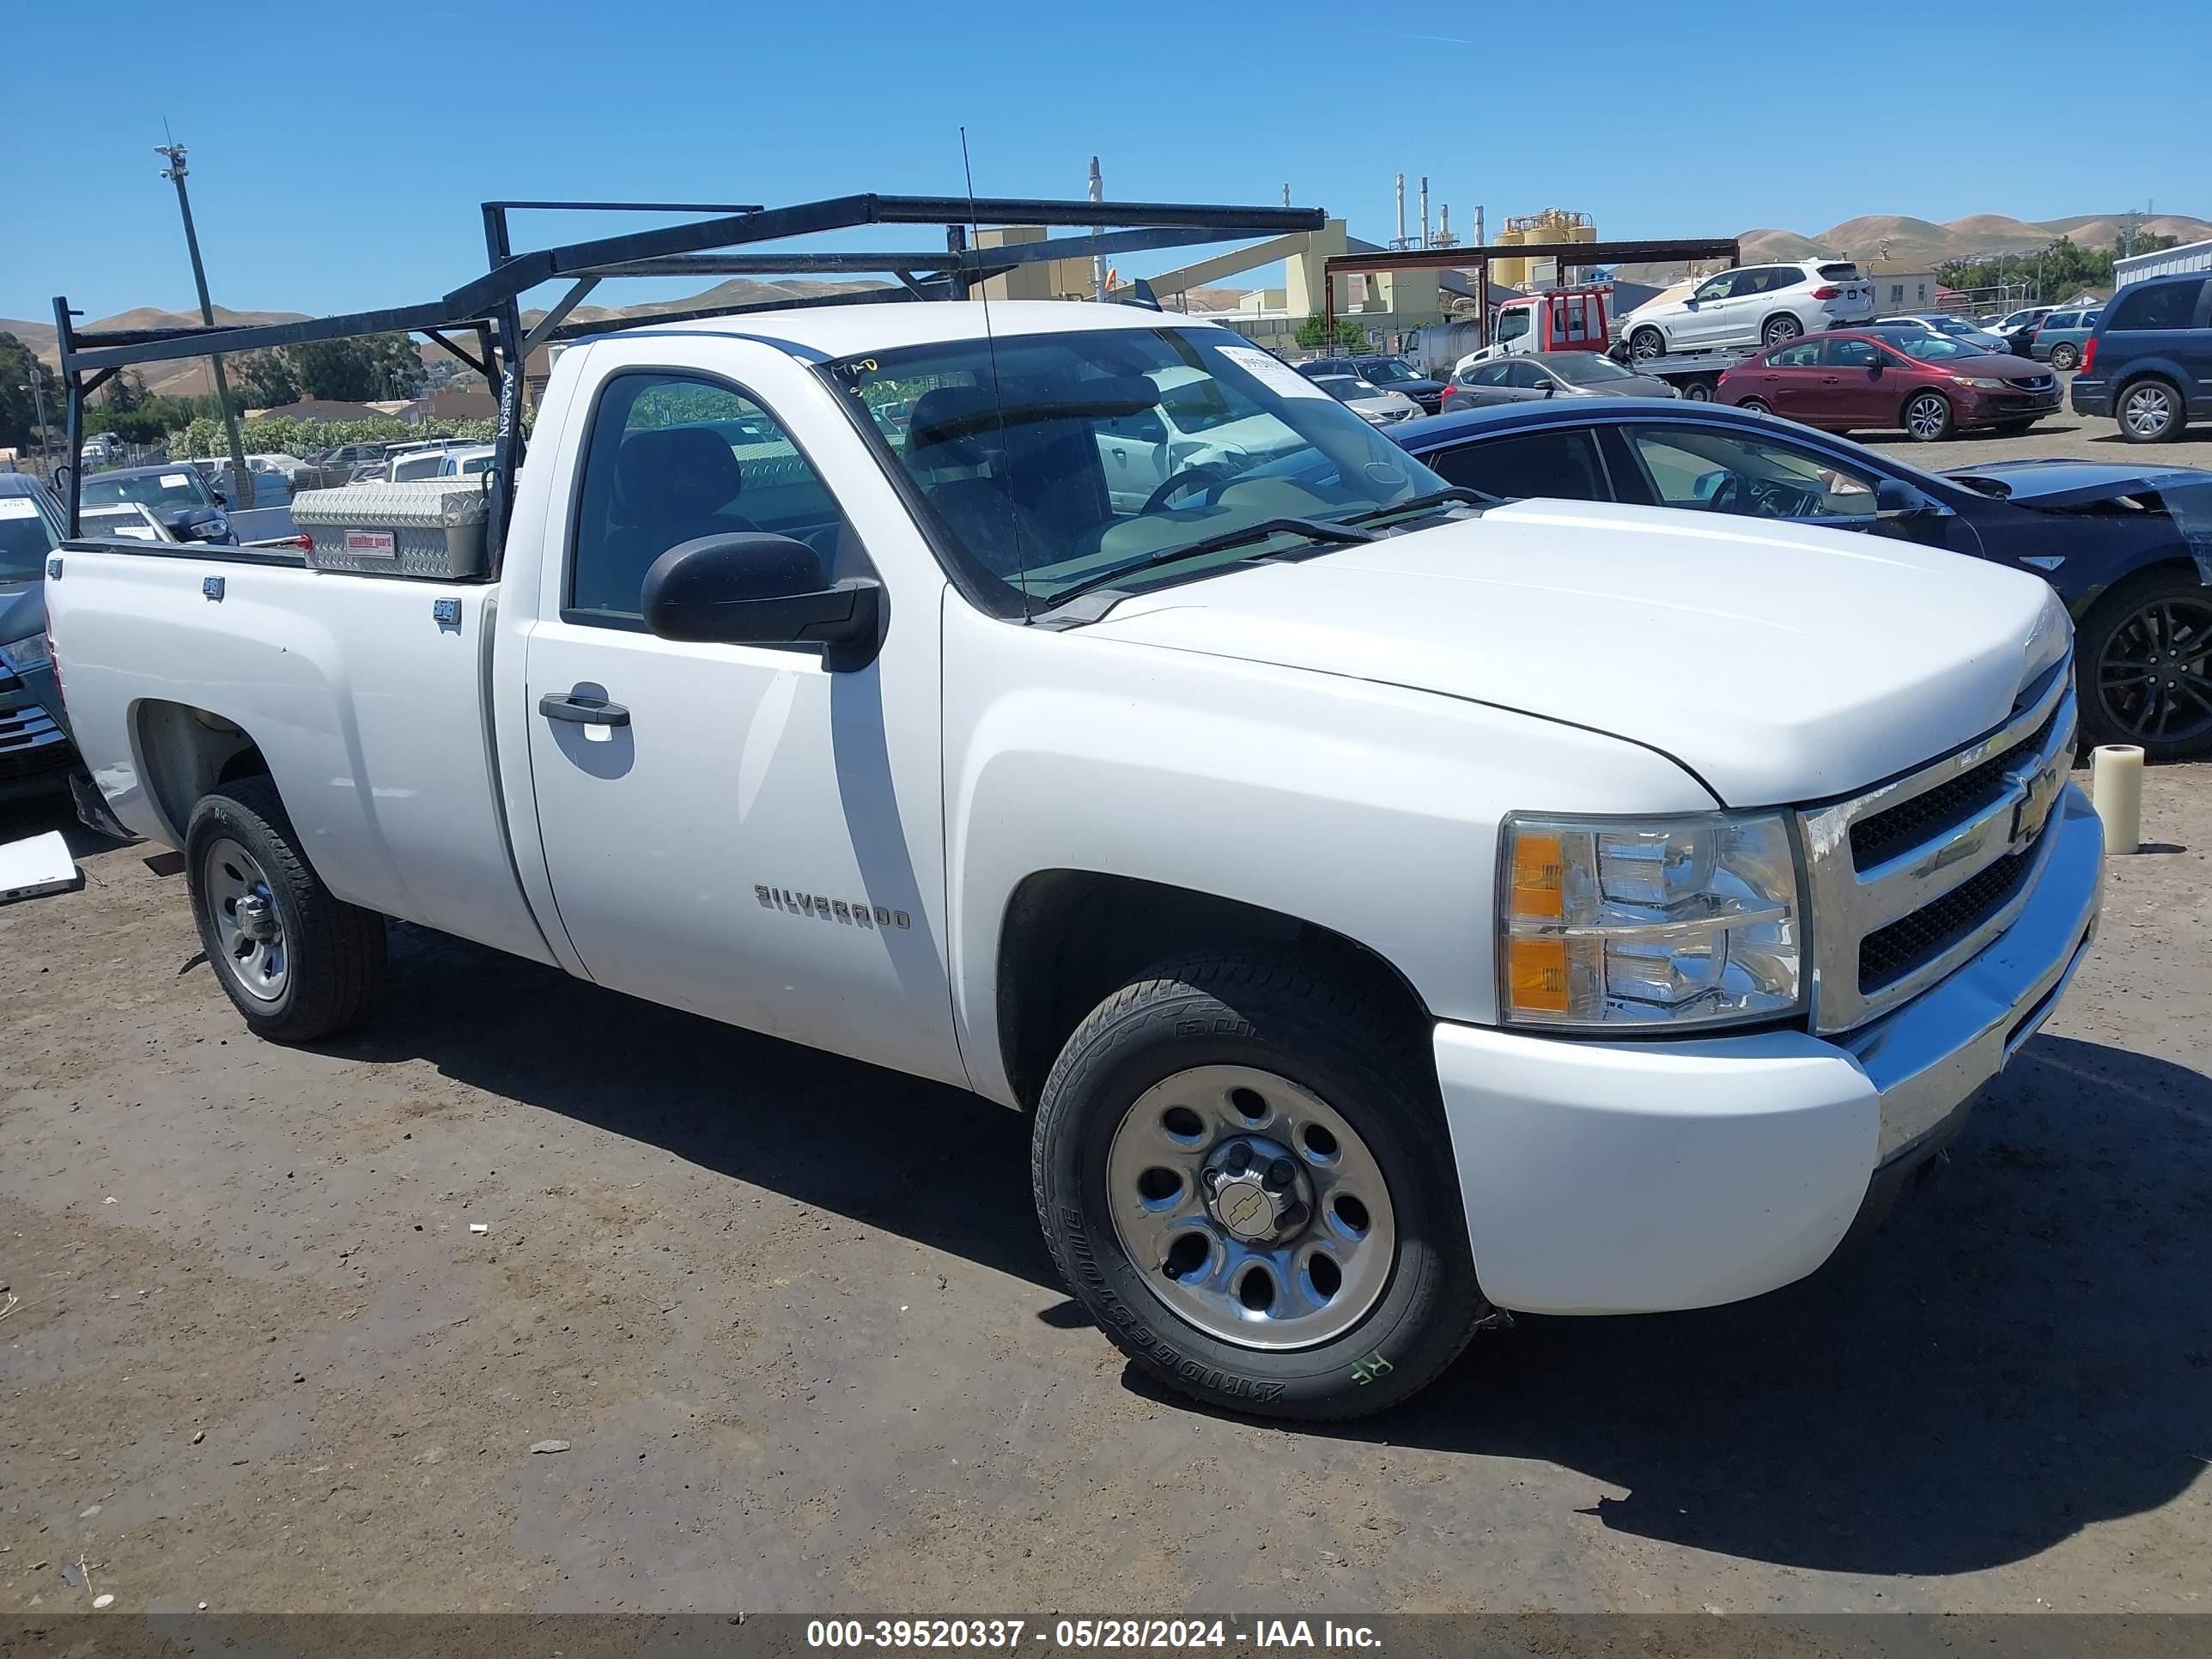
1738;210;2209;273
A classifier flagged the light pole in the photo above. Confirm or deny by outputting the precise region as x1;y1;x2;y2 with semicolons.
19;379;50;471
155;140;253;507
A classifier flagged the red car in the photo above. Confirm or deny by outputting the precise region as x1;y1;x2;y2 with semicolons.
1717;328;2063;441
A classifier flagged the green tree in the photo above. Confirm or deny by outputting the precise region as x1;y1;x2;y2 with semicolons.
0;332;58;451
1294;314;1370;353
1935;234;2181;304
235;349;300;408
285;333;424;401
104;371;148;414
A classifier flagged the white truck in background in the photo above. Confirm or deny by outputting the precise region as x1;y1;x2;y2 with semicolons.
46;295;2100;1420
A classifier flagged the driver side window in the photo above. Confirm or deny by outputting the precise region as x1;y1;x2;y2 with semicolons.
1626;426;1878;520
568;372;853;624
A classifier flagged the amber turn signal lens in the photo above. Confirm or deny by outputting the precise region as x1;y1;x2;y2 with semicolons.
1506;938;1571;1013
1510;831;1565;920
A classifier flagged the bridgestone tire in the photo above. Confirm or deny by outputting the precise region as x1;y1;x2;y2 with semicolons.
185;777;386;1042
1032;950;1486;1419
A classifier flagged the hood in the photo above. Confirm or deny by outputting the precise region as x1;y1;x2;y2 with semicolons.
1943;457;2212;502
1589;374;1677;398
1082;499;2058;808
1960;354;2056;383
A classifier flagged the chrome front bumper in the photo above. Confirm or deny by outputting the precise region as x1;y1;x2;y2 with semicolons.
1841;782;2103;1164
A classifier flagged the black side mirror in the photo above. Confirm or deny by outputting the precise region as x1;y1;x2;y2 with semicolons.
1874;478;1927;518
641;532;883;671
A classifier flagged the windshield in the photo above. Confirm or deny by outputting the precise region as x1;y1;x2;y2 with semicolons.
392;454;447;481
830;325;1448;613
1887;335;1986;362
0;492;60;581
1360;359;1419;383
80;470;210;511
1312;376;1373;402
1546;354;1637;386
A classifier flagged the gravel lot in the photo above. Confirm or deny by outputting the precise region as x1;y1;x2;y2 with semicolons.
3;497;2210;1617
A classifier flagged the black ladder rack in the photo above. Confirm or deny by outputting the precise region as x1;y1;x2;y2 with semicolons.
51;191;1328;556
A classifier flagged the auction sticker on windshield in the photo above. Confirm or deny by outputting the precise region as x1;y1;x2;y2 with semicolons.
0;498;38;519
161;473;192;488
1218;344;1329;400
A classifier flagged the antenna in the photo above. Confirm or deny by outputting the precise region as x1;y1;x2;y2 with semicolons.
959;126;1030;618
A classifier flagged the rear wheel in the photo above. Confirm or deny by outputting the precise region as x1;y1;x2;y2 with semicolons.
2117;377;2184;443
1032;950;1486;1419
1903;391;1954;442
2079;568;2212;762
185;777;386;1042
1680;379;1714;402
2048;341;2081;371
1738;397;1772;416
1630;326;1666;363
1762;313;1804;349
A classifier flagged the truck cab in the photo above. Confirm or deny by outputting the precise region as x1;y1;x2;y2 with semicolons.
1459;284;1613;368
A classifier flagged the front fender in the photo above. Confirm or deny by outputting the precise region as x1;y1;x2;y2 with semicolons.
941;602;1716;1105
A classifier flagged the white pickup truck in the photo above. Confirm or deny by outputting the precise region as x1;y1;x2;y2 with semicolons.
45;299;2100;1419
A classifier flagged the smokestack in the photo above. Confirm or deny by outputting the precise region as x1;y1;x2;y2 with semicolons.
1282;182;1291;209
1395;172;1406;249
1474;204;1486;246
1437;204;1455;248
1088;156;1105;301
1419;176;1430;249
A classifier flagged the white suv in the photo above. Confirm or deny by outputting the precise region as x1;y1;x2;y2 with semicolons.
1619;260;1875;361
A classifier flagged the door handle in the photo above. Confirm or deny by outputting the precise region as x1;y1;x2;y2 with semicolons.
539;691;630;728
1821;375;1840;384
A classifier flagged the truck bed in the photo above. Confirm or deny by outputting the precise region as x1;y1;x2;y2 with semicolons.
46;540;552;966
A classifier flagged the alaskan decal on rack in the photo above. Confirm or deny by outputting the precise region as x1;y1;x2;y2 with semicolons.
756;885;911;931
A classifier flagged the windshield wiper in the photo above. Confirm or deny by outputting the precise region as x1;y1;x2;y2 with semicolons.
1036;516;1381;613
1346;485;1495;525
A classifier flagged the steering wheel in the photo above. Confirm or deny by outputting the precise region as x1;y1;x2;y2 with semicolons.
1745;479;1796;518
1142;460;1243;515
1705;472;1747;514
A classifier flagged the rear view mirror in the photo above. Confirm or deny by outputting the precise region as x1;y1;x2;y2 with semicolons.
641;532;883;672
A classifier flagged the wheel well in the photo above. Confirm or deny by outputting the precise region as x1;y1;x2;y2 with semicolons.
994;872;1431;1110
2114;368;2185;404
1760;311;1802;337
1899;386;1950;422
131;700;269;844
2076;556;2203;624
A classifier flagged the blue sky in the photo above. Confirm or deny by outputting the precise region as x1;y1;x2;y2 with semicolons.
6;0;2208;327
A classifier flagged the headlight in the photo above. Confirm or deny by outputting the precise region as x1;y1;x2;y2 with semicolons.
203;514;231;538
1;631;52;674
1499;811;1804;1030
1952;375;2010;389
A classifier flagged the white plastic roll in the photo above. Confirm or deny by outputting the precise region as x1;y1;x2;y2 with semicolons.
2091;744;2143;855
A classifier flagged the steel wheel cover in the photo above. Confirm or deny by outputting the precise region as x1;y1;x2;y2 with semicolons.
1105;1065;1397;1351
203;836;289;1002
2098;594;2212;743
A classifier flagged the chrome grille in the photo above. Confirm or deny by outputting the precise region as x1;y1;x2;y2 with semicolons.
1801;659;2076;1034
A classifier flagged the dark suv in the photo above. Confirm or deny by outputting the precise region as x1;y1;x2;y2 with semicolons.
2071;273;2212;442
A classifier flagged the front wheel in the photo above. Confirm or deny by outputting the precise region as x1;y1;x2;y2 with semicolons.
1762;313;1804;349
1903;391;1955;442
185;777;387;1042
1032;951;1486;1419
2078;568;2212;762
1630;327;1665;363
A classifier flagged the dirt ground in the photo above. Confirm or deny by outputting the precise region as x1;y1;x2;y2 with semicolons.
2;750;2209;1619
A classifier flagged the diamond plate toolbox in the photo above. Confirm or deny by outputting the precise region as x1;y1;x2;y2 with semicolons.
291;479;492;579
